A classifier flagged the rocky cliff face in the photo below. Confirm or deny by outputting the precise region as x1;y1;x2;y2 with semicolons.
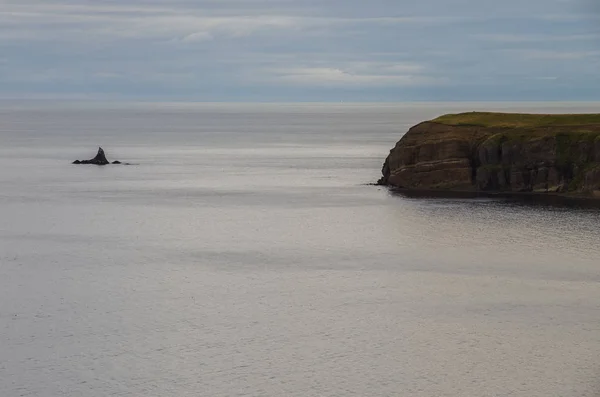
379;117;600;196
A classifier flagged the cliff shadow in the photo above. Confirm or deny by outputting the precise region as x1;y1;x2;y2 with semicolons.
388;188;600;210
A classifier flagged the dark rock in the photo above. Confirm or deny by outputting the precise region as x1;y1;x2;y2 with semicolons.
533;167;549;190
73;147;110;165
582;166;600;190
112;160;122;164
381;122;491;190
594;140;600;162
377;157;391;185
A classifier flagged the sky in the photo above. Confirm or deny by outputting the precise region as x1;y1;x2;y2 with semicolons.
1;0;600;101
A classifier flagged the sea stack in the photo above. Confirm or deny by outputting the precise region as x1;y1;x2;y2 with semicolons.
378;112;600;197
73;147;110;165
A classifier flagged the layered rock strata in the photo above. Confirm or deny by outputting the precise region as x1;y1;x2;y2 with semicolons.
379;113;600;196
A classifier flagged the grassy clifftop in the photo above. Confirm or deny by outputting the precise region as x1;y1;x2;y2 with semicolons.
432;112;600;129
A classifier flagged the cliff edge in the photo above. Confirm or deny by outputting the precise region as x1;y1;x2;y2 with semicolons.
379;112;600;196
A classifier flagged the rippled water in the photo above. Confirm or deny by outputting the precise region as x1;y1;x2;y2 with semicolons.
1;102;600;397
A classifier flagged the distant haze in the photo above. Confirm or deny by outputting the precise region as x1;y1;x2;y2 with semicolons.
1;0;600;101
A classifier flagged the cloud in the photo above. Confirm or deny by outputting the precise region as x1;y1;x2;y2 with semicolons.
272;68;439;86
181;32;214;43
506;49;600;60
264;62;441;87
536;13;600;21
93;72;123;79
0;8;463;43
477;33;600;43
0;11;301;41
0;0;599;100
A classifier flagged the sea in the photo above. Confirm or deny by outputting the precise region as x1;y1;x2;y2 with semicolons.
1;102;600;397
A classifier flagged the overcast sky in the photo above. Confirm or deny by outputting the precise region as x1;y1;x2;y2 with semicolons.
2;0;600;101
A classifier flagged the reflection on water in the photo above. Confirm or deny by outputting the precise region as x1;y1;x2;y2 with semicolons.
391;188;600;209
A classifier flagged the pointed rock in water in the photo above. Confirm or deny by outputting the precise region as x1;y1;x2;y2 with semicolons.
88;147;109;165
73;147;110;165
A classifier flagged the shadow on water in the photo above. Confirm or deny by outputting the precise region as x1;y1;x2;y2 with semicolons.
388;188;600;210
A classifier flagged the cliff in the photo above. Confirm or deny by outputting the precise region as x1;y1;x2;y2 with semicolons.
379;112;600;196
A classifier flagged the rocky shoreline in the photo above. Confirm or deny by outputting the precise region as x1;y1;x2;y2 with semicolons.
378;112;600;198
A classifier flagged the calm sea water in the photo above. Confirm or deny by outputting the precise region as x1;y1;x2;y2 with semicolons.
2;102;600;397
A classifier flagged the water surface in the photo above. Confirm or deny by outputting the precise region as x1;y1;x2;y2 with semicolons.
1;102;600;396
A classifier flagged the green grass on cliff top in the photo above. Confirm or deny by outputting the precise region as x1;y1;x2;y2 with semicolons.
432;112;600;128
